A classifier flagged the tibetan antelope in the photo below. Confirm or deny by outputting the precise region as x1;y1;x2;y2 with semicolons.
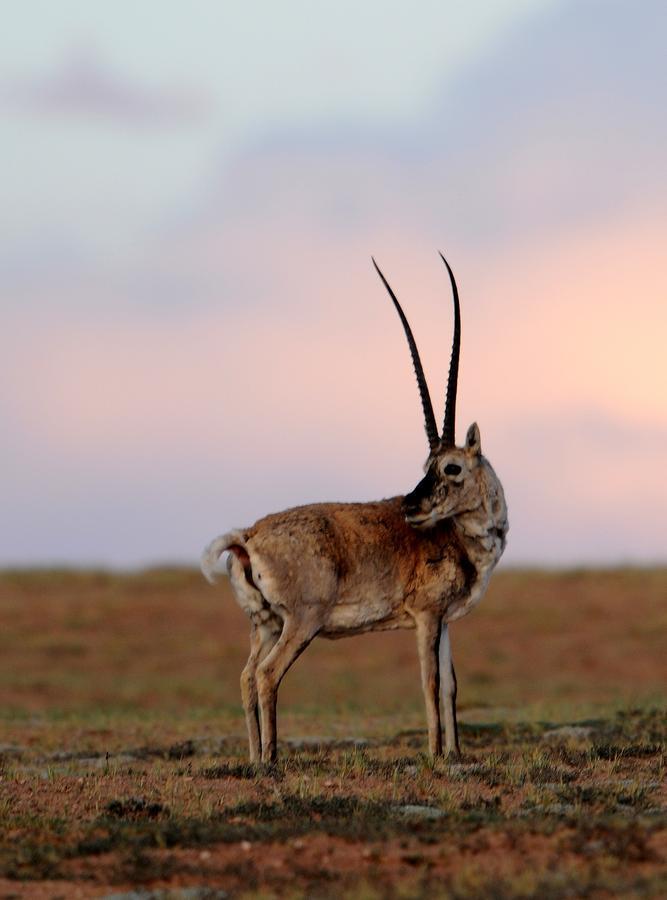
202;253;508;763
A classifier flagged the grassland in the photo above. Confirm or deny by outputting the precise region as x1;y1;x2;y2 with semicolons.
0;568;665;898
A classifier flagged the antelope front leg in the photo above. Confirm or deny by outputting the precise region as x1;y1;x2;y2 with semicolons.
240;621;280;763
415;612;443;758
439;622;461;757
256;616;319;764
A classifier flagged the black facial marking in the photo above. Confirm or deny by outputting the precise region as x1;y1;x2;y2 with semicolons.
403;467;438;515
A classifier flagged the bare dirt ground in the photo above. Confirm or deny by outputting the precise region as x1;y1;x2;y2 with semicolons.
0;568;665;898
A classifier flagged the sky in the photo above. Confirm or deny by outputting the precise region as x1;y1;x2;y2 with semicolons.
2;0;666;567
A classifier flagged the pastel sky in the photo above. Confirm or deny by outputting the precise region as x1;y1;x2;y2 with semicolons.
2;0;666;567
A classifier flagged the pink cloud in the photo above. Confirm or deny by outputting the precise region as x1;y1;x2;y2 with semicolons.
0;48;209;127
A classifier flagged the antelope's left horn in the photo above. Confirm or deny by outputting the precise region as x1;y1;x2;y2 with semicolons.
439;252;461;448
373;257;440;452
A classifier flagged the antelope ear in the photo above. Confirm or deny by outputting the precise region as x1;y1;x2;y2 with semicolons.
465;422;481;456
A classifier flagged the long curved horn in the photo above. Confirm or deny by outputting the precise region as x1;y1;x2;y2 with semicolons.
439;251;461;447
372;257;439;451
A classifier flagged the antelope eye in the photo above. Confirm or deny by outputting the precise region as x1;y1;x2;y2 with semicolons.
444;463;462;476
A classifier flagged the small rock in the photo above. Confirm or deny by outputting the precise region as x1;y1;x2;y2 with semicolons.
542;803;577;816
95;753;136;768
0;744;24;759
542;725;594;743
396;804;446;820
285;736;328;749
49;750;102;762
448;763;485;777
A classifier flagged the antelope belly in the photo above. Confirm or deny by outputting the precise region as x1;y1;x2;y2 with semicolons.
321;599;412;637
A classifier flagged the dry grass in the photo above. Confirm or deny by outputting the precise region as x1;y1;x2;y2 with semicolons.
0;567;665;898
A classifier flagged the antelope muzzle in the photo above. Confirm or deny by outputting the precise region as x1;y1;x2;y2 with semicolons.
402;468;439;525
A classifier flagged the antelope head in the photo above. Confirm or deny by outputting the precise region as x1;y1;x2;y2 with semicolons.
374;253;506;535
402;422;487;528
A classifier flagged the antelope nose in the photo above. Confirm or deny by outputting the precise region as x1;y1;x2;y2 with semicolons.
402;489;421;517
402;500;417;518
402;469;436;516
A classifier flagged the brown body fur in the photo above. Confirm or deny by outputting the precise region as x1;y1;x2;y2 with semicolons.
242;499;473;638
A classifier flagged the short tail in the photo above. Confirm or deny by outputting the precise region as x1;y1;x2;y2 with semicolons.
200;530;245;584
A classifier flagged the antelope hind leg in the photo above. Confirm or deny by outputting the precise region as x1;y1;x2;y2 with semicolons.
439;622;461;757
415;612;443;757
240;620;281;763
256;615;320;764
